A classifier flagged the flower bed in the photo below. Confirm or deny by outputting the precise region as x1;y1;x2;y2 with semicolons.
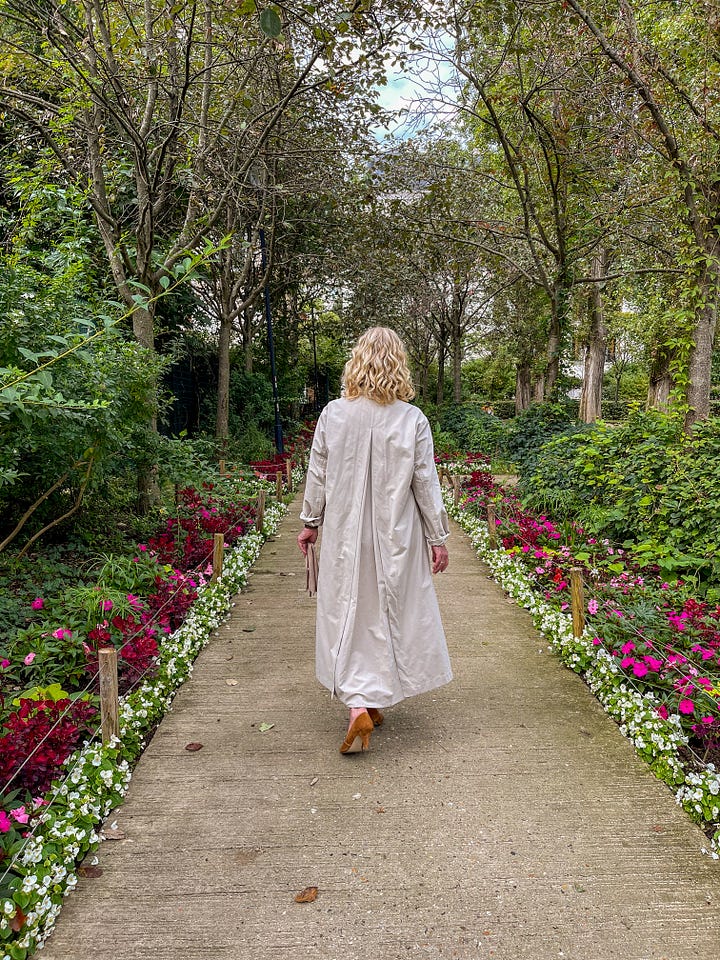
442;457;720;859
0;498;289;959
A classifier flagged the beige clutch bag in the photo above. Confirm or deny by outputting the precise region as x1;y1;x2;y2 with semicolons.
306;542;319;597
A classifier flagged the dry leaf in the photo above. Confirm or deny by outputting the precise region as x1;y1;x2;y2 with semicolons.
10;907;26;933
375;807;385;814
225;679;239;686
295;886;318;903
102;827;126;841
242;627;256;633
185;742;203;752
78;865;103;879
309;776;319;787
258;722;274;732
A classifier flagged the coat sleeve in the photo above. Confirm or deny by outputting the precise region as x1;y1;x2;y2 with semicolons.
411;413;450;546
300;408;328;527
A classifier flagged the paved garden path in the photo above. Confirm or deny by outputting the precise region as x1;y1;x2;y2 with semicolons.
40;494;720;960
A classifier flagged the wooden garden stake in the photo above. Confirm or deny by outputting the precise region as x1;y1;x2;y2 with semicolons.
286;459;293;492
570;567;585;638
256;487;266;532
276;471;283;500
99;648;120;745
452;476;461;506
219;459;226;476
487;504;497;550
211;533;225;583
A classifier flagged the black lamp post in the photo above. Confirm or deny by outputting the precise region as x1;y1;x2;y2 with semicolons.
258;226;283;455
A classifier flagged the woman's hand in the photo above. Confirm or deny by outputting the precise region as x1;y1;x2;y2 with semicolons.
431;544;449;574
297;526;318;556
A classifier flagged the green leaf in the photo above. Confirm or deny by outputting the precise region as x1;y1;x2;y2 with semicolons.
259;7;282;38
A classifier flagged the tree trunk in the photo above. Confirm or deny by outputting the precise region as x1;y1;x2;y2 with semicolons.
533;374;545;403
684;257;720;427
515;362;532;413
436;332;446;406
579;250;609;423
243;307;254;373
216;311;231;440
647;346;673;411
452;329;462;403
545;269;572;398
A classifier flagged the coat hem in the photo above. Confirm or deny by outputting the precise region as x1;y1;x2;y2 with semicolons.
318;670;453;709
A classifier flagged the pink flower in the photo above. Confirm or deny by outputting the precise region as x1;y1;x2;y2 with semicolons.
621;656;635;669
592;637;602;646
0;659;9;669
0;811;11;833
678;699;695;715
31;597;44;610
655;704;669;720
102;599;113;612
632;662;649;678
138;544;147;552
23;652;35;665
701;716;715;725
10;807;29;825
644;657;663;672
52;628;72;641
587;599;599;615
620;641;635;655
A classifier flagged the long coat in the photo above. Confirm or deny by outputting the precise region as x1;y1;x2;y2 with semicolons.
300;396;452;708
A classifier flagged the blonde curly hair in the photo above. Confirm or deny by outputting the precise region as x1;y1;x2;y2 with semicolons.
343;327;416;404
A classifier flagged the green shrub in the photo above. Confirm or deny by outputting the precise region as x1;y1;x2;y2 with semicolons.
521;410;720;585
504;402;585;475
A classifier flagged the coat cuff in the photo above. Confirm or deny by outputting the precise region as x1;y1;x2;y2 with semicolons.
426;533;449;547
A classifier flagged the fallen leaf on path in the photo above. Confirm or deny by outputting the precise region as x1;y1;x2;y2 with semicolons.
225;655;234;661
78;866;103;879
225;679;239;686
185;742;203;752
309;776;319;786
294;886;318;903
258;722;274;732
375;807;385;814
242;627;256;633
101;826;126;841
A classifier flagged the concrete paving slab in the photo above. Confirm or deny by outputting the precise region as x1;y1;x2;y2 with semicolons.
38;494;720;960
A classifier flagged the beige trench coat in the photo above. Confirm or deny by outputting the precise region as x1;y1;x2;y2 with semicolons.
300;396;452;708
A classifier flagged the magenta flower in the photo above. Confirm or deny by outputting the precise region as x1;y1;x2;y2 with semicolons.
10;806;29;825
587;599;599;615
678;699;695;715
644;657;663;672
1;659;9;669
31;597;44;610
632;662;649;678
102;599;113;612
23;652;35;666
0;811;11;833
52;628;72;641
621;656;635;669
592;637;601;646
655;704;669;720
620;641;635;655
138;544;147;552
701;716;715;725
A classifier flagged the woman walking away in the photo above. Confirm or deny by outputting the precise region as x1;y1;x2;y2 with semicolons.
297;327;452;755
